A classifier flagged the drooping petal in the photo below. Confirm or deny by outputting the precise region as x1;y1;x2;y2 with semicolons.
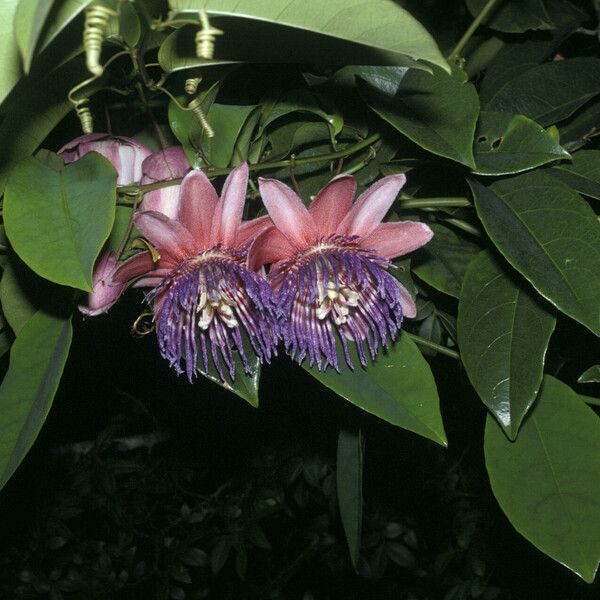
140;147;190;219
59;133;152;185
258;177;317;248
210;163;249;247
134;211;197;262
235;215;273;246
249;226;297;270
78;251;124;316
113;251;157;283
338;174;406;238
177;169;219;248
309;173;357;236
397;281;417;318
360;221;433;259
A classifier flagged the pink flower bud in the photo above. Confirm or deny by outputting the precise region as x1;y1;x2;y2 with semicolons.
79;251;124;317
139;147;190;220
59;133;152;185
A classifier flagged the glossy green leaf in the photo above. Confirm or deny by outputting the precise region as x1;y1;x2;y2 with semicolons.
485;375;600;582
558;101;600;151
0;0;22;106
118;0;141;47
268;121;332;160
485;58;600;127
195;103;257;168
578;365;600;384
549;150;600;201
0;311;72;490
4;153;117;292
473;111;569;175
466;0;553;33
14;0;55;72
337;427;364;569
458;251;556;439
38;0;92;51
413;223;480;298
305;334;447;446
168;0;449;71
470;175;600;336
0;314;13;361
361;66;479;168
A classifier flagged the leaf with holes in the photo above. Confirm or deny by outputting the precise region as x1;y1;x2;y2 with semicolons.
485;375;600;582
458;251;556;439
473;112;569;175
4;152;116;291
470;174;600;336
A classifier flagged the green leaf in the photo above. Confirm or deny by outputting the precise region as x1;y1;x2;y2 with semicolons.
14;0;55;73
413;223;480;298
549;151;600;201
558;101;600;151
0;58;100;193
466;0;553;33
485;375;600;582
485;58;600;127
305;335;447;446
470;174;600;336
0;0;23;106
337;427;364;569
458;251;556;439
0;311;72;490
118;0;141;47
195;103;257;168
38;0;92;52
168;0;449;71
578;365;600;384
361;65;479;168
4;152;117;292
473;111;569;176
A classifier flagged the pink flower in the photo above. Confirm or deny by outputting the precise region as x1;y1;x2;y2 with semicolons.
255;173;433;370
78;251;124;316
114;163;277;381
59;133;152;185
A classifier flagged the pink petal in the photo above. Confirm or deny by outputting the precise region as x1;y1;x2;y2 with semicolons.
360;221;433;259
308;174;356;236
339;174;406;238
131;274;170;288
133;211;197;262
78;251;124;316
177;170;219;248
235;215;273;246
140;147;190;219
210;163;249;246
258;177;317;248
398;282;417;319
249;227;297;269
113;251;156;283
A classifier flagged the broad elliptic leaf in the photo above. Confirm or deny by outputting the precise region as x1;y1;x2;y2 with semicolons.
361;66;479;168
0;0;23;106
458;251;556;439
578;365;600;384
558;101;600;151
306;334;447;446
549;150;600;201
485;58;600;127
466;0;553;33
485;376;600;582
473;111;569;176
413;223;480;298
4;153;117;292
470;175;600;336
337;427;364;569
168;0;449;71
0;311;72;490
38;0;92;52
14;0;55;73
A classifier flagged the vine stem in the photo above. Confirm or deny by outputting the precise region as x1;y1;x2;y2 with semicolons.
400;197;470;209
118;133;382;195
406;333;460;360
448;0;503;61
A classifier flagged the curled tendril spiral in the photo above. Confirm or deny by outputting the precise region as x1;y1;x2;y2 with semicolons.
84;5;117;76
195;10;223;59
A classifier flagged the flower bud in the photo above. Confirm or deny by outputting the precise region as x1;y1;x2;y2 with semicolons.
79;251;124;317
59;133;152;185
